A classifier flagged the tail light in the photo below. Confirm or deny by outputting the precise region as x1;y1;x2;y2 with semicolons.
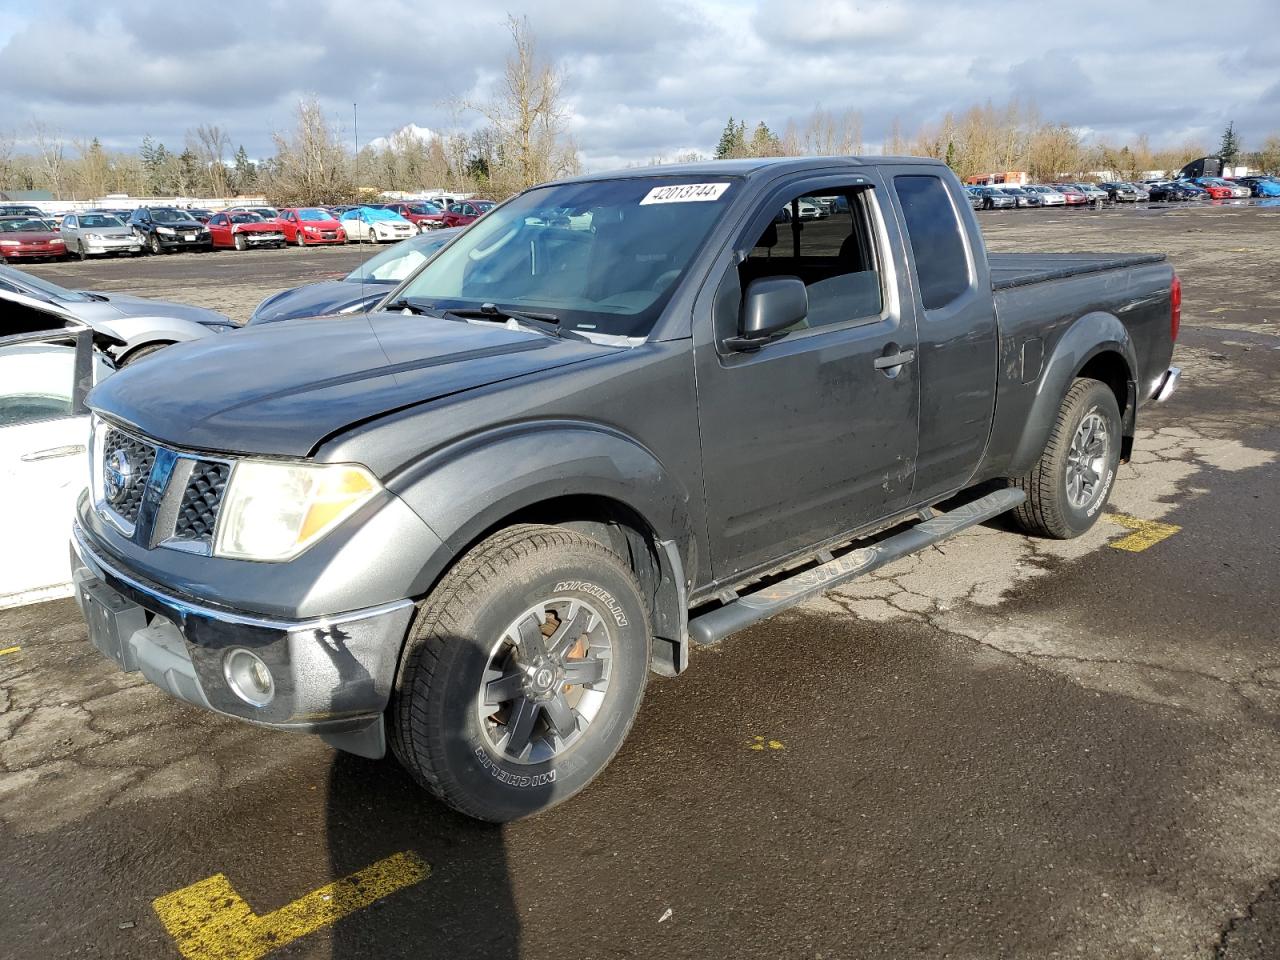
1170;274;1181;342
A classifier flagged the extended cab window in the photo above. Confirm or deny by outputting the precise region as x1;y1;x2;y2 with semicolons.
893;174;970;310
738;187;883;330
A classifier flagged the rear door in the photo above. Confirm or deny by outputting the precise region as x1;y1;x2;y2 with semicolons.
694;172;921;581
887;167;998;502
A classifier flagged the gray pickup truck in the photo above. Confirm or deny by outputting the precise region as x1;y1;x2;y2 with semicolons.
72;157;1180;821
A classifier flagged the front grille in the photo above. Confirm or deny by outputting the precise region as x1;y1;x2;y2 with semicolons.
101;427;156;526
172;461;231;545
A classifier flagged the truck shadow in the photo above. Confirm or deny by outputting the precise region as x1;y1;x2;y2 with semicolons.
325;751;520;959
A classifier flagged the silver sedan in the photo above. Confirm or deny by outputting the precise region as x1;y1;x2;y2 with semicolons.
60;212;143;259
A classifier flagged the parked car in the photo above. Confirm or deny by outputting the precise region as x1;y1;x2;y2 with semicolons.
186;208;215;223
339;207;417;243
74;157;1179;822
0;217;66;260
0;204;47;218
1193;177;1250;199
964;187;983;210
248;228;462;325
998;187;1040;208
1233;176;1280;198
1148;182;1189;202
0;262;234;362
278;207;347;246
973;186;1016;209
0;305;117;608
1129;183;1151;202
206;211;287;250
1175;181;1210;199
438;199;496;227
225;206;284;226
1051;184;1088;205
128;207;211;254
1098;182;1138;202
1021;185;1067;206
60;212;142;259
376;201;450;232
1069;183;1109;203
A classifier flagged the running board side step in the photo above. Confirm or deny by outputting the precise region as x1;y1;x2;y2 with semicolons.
687;488;1026;646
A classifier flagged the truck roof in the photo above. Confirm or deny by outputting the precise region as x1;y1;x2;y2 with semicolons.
557;155;947;185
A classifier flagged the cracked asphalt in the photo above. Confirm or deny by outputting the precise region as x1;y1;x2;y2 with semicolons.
3;202;1279;959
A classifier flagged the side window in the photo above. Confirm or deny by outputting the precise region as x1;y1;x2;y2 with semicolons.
893;174;970;310
738;186;883;330
0;344;76;426
65;216;77;228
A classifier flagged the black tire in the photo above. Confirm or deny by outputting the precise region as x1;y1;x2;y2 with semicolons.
1011;378;1122;539
390;524;651;822
75;240;87;261
148;233;163;255
119;341;172;366
294;229;306;247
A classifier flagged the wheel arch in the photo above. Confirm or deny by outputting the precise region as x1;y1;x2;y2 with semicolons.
1008;311;1137;474
390;425;698;677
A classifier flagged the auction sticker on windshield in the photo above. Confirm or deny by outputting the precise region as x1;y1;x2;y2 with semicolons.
640;182;731;205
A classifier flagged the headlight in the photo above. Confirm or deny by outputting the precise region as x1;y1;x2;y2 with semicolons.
84;233;103;240
156;226;175;235
214;461;380;562
0;240;17;246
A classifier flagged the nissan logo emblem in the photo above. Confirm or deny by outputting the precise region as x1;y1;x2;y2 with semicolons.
104;449;134;505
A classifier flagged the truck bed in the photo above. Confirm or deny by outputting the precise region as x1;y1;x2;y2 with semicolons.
989;252;1167;290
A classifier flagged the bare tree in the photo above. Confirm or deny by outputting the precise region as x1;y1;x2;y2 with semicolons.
467;16;579;194
263;98;354;205
30;120;67;199
190;124;232;197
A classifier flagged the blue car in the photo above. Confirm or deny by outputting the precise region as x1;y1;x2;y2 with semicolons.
248;228;461;325
338;205;418;243
1237;176;1280;197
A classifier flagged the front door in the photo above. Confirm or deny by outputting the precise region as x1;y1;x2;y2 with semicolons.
695;175;922;582
0;330;104;606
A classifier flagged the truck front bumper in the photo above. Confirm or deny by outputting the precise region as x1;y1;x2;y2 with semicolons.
71;521;414;758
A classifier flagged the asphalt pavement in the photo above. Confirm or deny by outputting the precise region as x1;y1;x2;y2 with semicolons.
3;201;1279;959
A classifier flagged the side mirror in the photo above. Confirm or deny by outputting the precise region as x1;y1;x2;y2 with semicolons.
726;277;808;352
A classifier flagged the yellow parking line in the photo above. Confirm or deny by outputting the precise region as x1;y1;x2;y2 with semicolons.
1107;514;1182;553
0;646;20;656
153;851;429;960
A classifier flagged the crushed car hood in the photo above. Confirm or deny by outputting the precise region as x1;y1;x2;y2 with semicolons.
88;311;622;458
85;292;234;327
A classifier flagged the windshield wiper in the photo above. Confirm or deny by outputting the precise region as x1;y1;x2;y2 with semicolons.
448;303;588;341
382;298;438;316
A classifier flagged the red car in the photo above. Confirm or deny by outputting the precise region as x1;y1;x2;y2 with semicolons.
1052;184;1088;205
1195;181;1234;199
438;199;495;227
0;216;66;260
206;211;287;250
278;207;347;246
378;201;450;232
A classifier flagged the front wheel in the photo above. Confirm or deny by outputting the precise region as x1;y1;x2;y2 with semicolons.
233;233;247;251
294;229;306;246
149;234;163;255
390;524;650;822
1010;378;1122;538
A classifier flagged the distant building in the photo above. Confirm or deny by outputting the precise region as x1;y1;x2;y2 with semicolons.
964;171;1028;186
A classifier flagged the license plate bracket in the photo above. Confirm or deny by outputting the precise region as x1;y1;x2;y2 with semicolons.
79;577;148;671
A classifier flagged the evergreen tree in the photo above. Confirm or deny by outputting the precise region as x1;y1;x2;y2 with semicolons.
1218;121;1240;169
178;148;201;194
715;117;748;159
944;140;957;169
749;121;781;157
232;145;257;193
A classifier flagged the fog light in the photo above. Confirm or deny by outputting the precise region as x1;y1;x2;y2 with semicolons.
224;648;275;707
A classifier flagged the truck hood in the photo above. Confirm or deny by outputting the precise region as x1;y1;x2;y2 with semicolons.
87;311;622;458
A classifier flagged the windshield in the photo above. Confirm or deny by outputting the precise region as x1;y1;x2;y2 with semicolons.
394;176;736;338
0;218;52;232
0;263;92;302
298;208;332;221
80;215;123;228
151;208;192;223
347;232;455;284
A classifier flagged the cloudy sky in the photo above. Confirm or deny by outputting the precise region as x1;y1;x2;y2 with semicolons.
2;0;1276;170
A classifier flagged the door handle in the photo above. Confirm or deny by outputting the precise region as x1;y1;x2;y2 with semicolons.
873;349;915;370
21;444;85;462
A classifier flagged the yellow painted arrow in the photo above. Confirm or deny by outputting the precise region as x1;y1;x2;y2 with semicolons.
153;851;429;960
1107;514;1182;553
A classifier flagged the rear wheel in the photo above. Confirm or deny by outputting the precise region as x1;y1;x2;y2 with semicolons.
1011;378;1122;539
390;524;650;822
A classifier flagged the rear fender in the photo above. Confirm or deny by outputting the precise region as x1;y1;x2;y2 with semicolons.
1009;311;1137;474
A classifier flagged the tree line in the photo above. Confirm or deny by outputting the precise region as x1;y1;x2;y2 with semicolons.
709;104;1280;181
